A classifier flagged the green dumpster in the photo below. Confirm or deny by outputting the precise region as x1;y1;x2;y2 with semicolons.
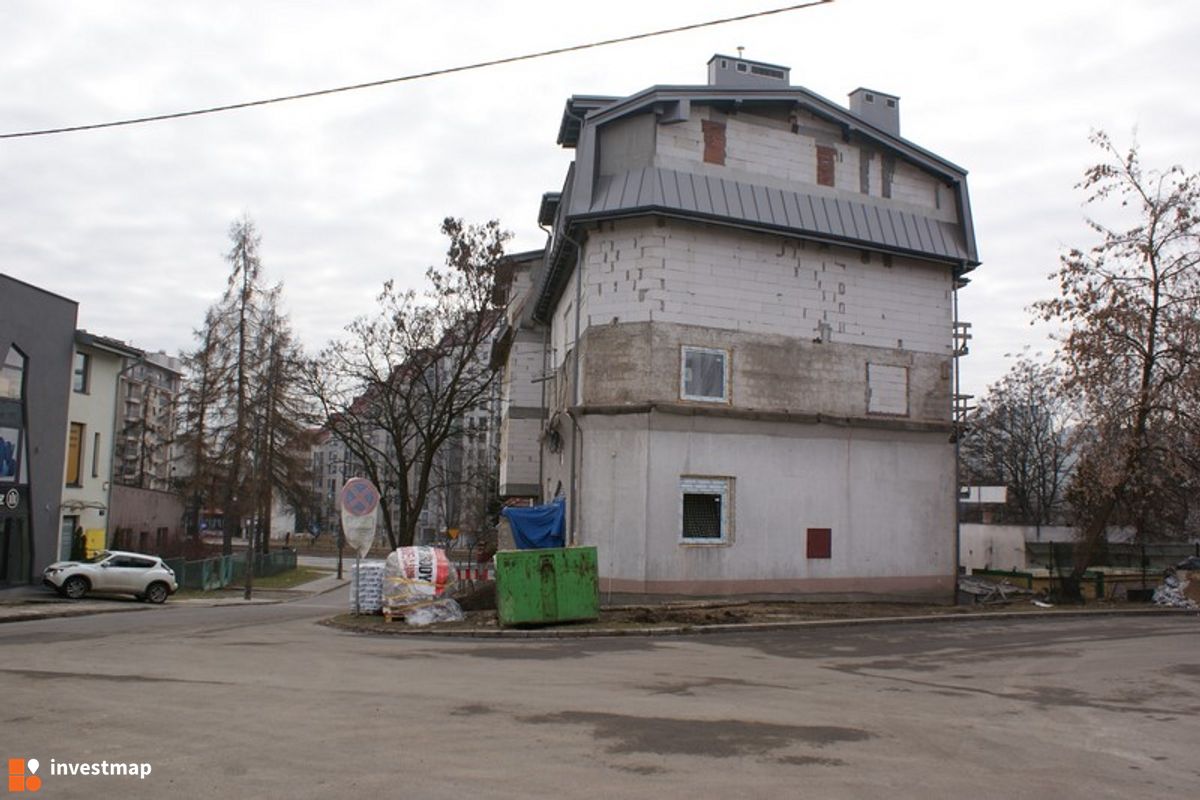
495;546;599;627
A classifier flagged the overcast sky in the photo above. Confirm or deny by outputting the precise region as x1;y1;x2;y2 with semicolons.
2;0;1197;397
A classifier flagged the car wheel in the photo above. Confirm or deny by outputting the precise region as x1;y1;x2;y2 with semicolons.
62;575;89;600
145;582;170;605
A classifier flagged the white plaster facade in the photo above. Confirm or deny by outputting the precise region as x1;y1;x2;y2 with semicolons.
59;332;141;559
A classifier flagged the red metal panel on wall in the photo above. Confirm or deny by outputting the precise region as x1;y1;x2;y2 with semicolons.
807;527;832;559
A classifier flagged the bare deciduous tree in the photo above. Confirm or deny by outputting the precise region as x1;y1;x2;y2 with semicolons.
311;217;507;549
1033;132;1200;596
961;355;1076;526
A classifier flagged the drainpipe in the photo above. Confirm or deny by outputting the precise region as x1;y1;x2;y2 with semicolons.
535;223;554;504
556;105;589;544
563;234;586;546
952;274;964;604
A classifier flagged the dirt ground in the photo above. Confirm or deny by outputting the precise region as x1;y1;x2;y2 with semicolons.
324;591;1154;636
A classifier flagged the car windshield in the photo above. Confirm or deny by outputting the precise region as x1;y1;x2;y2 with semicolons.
84;551;111;564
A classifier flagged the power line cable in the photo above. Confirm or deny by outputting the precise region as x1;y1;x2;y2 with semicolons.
0;1;833;140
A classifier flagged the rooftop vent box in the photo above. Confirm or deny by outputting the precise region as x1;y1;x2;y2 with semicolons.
707;54;790;89
848;87;900;137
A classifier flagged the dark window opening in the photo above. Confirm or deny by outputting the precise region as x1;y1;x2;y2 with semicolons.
683;493;723;539
73;352;90;393
750;65;785;79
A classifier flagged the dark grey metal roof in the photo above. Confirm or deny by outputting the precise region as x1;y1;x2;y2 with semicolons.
75;329;143;359
583;167;972;264
537;192;561;227
557;95;619;148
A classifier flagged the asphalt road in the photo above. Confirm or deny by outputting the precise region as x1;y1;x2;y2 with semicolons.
1;593;1197;799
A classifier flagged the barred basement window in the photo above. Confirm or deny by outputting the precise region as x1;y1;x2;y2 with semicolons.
680;476;733;544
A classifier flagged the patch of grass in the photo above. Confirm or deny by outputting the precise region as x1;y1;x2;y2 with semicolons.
176;566;331;597
237;566;330;590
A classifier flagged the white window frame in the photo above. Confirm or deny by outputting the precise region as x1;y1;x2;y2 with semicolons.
680;346;729;403
679;476;734;545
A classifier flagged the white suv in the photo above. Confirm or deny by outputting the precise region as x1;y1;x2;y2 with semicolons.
43;550;178;604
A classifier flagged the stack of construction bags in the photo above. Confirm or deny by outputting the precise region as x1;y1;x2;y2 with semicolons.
382;546;464;625
349;560;387;613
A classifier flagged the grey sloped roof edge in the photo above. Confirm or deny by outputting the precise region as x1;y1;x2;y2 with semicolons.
587;167;974;264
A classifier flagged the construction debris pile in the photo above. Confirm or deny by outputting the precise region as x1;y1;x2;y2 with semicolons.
1152;572;1200;609
958;575;1033;605
381;546;465;625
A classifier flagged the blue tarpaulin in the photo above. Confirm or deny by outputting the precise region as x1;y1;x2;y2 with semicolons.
501;497;566;550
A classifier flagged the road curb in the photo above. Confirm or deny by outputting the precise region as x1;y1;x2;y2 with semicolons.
0;604;152;625
0;576;351;622
319;606;1197;639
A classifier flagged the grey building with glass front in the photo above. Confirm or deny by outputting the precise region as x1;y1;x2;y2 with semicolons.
0;274;78;586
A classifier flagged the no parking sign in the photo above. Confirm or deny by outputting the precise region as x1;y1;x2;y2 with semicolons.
340;478;380;558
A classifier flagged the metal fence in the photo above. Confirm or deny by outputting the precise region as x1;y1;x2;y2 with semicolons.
1026;542;1199;571
231;550;297;581
163;549;298;591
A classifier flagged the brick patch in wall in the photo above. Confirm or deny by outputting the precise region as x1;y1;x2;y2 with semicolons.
702;120;726;166
816;145;836;187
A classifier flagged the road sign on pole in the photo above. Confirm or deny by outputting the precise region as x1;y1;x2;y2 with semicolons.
340;478;381;615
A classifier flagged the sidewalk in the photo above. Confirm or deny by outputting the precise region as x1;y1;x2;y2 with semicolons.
0;572;351;624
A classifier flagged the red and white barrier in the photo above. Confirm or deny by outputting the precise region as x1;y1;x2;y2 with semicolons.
454;564;493;581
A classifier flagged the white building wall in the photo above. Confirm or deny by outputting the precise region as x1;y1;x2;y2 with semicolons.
499;416;541;495
959;524;1027;572
578;219;952;355
501;338;544;412
550;270;580;370
60;348;123;557
579;415;954;598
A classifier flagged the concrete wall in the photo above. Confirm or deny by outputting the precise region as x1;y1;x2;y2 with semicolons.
580;320;950;423
501;333;545;411
499;415;541;498
499;340;543;498
0;275;77;581
598;112;656;176
578;412;955;600
109;484;185;553
959;523;1027;573
569;218;953;358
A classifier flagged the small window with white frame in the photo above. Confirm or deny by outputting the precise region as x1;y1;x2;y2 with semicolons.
680;346;729;403
680;476;733;544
